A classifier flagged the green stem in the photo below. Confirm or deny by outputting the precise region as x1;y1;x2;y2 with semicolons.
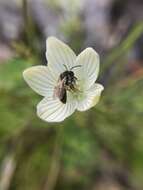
43;126;64;190
22;0;34;46
101;22;143;75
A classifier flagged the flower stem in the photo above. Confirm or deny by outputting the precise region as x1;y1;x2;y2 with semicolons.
43;126;64;190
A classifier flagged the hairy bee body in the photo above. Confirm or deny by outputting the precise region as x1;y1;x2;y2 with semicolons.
54;70;77;104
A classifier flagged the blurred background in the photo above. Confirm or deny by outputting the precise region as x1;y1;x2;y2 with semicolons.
0;0;143;190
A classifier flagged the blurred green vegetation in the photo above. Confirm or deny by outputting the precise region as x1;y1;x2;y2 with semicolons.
0;2;143;189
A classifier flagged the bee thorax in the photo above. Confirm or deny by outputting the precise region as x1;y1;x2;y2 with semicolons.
60;71;77;91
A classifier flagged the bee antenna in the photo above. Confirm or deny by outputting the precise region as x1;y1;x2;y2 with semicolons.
70;65;81;70
63;64;69;70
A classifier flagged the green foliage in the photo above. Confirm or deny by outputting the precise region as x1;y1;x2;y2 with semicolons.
0;22;143;190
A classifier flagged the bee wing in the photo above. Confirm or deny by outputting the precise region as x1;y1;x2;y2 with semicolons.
53;86;67;104
53;78;67;104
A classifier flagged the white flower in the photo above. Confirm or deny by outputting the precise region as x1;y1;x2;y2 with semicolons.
23;37;104;122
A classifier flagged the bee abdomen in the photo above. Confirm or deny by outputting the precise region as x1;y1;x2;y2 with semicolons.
60;89;67;104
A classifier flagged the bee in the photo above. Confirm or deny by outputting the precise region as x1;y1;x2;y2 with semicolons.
54;65;81;104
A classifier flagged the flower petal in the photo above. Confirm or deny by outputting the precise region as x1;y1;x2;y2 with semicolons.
77;83;104;111
46;36;76;75
23;66;56;96
75;48;99;89
37;93;77;122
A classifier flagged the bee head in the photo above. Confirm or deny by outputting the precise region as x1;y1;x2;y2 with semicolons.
60;70;74;80
60;64;81;87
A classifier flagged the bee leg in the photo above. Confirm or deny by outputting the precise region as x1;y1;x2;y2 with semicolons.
74;76;78;81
